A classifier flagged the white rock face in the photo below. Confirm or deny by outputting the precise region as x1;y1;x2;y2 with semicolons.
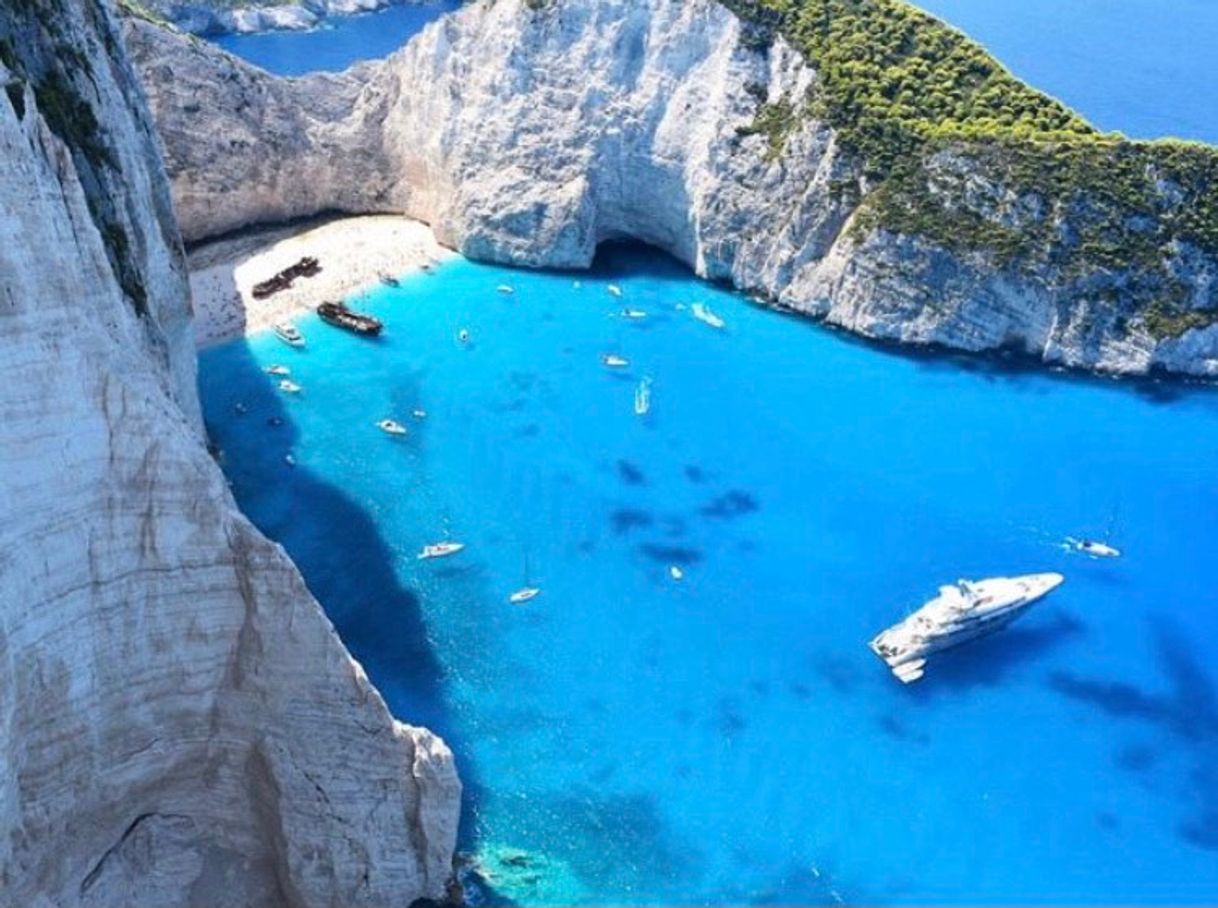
125;0;1218;376
0;3;459;906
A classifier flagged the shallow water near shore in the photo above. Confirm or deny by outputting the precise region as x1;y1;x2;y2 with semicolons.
200;243;1218;903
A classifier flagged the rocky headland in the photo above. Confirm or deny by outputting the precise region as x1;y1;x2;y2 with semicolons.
0;1;460;904
124;0;1218;377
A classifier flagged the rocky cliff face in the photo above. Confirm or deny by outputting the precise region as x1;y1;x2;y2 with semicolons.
0;3;459;906
125;0;1218;376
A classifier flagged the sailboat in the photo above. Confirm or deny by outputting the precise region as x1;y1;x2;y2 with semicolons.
634;377;652;416
508;552;541;604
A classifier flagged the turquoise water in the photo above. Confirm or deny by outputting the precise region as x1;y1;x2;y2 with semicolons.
200;245;1218;903
212;2;460;75
914;0;1218;143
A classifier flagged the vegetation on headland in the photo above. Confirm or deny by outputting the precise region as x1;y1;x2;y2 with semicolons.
721;0;1218;337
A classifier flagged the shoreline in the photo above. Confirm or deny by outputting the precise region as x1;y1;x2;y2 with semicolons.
187;214;453;348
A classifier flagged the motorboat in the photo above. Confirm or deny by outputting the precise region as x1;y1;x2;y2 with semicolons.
317;301;383;336
691;302;726;329
508;587;541;604
418;541;465;560
412;409;428;420
278;379;302;394
1069;537;1121;558
607;284;623;297
620;308;647;320
602;354;630;368
497;284;515;294
669;565;684;581
458;328;471;345
377;419;408;436
284;453;296;467
634;377;652;416
869;573;1065;684
264;364;291;376
274;321;305;347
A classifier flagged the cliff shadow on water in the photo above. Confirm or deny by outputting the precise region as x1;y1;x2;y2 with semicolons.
197;338;493;854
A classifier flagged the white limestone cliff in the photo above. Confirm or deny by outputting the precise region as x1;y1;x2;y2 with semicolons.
0;2;459;905
124;0;1218;378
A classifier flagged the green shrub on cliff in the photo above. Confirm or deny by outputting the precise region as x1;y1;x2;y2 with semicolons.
722;0;1218;312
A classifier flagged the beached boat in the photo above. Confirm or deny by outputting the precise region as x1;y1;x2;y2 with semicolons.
634;377;652;416
278;379;302;394
264;364;291;376
621;308;647;320
691;302;726;329
607;284;623;297
418;541;465;560
377;419;408;436
869;572;1064;683
602;353;630;368
317;301;383;336
274;321;305;347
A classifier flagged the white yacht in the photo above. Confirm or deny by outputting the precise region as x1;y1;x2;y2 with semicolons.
869;572;1065;683
691;302;725;329
377;419;408;436
264;364;290;376
634;377;652;416
274;321;305;347
508;587;541;604
418;541;465;560
277;379;302;394
602;353;630;368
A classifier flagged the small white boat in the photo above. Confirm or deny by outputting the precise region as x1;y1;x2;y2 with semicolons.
497;284;515;294
669;565;684;581
620;308;647;320
412;409;428;420
377;419;408;436
607;284;623;297
264;364;291;376
634;377;652;416
602;353;630;368
458;328;471;344
418;541;465;560
691;302;726;329
1070;538;1122;559
284;453;296;467
274;321;305;347
508;587;541;604
278;379;302;394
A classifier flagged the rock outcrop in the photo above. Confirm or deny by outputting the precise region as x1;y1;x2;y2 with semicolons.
124;0;1218;376
0;2;459;905
137;0;431;36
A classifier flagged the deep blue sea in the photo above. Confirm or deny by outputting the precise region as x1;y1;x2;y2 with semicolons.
212;1;460;75
200;245;1218;903
914;0;1218;143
